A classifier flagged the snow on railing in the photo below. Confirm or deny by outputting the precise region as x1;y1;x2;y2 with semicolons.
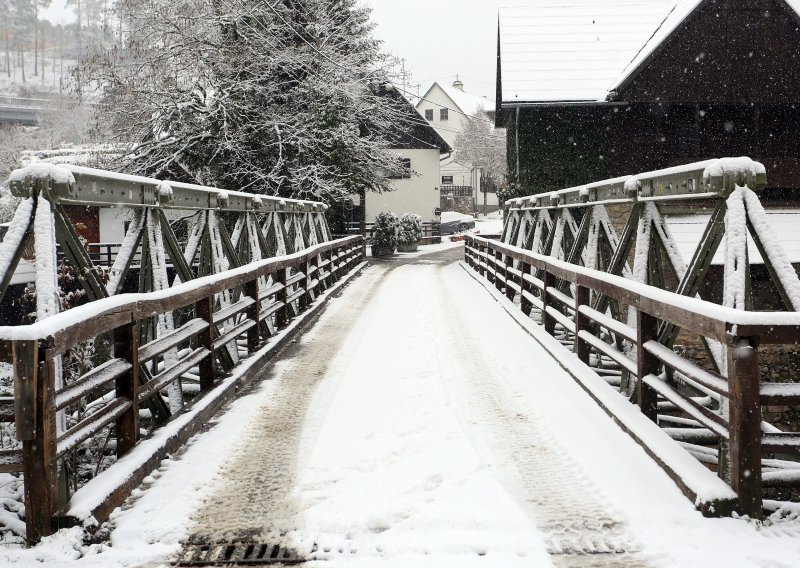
0;235;366;542
484;157;800;518
466;234;800;518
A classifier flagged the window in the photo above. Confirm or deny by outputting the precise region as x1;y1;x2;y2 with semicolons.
441;175;454;185
440;108;449;121
388;158;411;179
425;109;434;121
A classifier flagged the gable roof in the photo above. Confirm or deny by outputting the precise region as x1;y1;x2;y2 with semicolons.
418;82;495;118
380;86;451;153
498;0;706;104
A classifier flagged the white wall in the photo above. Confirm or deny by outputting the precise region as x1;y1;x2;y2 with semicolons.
415;84;469;149
365;148;441;223
99;208;193;243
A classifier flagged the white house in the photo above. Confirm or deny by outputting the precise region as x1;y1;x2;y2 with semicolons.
415;79;502;213
361;89;451;224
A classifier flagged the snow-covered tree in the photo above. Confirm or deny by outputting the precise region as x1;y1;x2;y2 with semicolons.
454;109;507;189
82;0;415;202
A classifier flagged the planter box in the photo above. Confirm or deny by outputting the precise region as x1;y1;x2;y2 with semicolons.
372;246;395;257
397;242;419;252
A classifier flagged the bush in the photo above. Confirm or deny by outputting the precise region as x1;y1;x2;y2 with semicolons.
372;211;399;256
398;213;422;244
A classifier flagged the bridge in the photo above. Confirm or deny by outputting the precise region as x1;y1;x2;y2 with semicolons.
1;159;800;565
0;96;53;125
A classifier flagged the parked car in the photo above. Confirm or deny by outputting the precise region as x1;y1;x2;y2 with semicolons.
440;211;475;235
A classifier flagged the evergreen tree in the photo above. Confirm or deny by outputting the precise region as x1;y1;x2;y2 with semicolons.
82;0;415;202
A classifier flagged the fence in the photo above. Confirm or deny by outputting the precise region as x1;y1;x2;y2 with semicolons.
467;157;800;517
0;235;365;541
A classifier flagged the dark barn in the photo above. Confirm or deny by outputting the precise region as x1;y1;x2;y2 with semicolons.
497;0;800;198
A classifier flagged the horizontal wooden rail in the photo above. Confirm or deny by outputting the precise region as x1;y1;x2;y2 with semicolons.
465;233;800;518
3;235;365;542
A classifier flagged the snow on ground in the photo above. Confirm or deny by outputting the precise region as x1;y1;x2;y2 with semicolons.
3;246;800;567
474;211;503;235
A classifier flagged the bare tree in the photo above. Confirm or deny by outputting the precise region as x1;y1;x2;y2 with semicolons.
454;108;507;206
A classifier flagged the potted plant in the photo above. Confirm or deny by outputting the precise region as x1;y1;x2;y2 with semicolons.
371;211;399;257
397;213;422;252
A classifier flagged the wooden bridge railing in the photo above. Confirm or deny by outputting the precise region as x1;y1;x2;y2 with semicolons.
0;235;365;542
483;157;800;516
466;229;800;517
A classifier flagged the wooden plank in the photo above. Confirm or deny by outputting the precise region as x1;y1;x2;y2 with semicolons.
138;318;207;363
727;338;763;516
761;433;800;454
643;374;729;438
12;340;37;439
643;340;728;397
636;311;660;422
760;383;800;406
23;352;58;542
578;330;636;374
138;347;210;403
56;398;132;458
114;321;139;458
574;285;591;364
212;297;256;325
244;279;261;353
212;319;256;352
579;305;636;343
55;358;132;411
195;296;215;393
542;270;556;335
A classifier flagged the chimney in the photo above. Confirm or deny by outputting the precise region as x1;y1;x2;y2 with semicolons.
452;76;464;91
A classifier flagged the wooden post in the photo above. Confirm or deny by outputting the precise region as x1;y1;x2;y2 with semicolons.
244;278;260;353
636;310;659;422
494;249;504;292
300;258;311;311
520;262;532;316
18;342;58;542
114;321;139;457
574;285;591;364
504;255;515;301
196;295;215;392
728;337;763;517
275;268;289;328
542;269;556;335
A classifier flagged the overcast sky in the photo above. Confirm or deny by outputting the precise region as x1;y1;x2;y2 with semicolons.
42;0;499;99
363;0;499;100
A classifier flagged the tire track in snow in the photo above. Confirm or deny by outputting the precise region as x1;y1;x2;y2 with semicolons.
185;263;396;545
432;261;651;567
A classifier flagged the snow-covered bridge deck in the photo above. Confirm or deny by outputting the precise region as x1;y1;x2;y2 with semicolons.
9;246;798;567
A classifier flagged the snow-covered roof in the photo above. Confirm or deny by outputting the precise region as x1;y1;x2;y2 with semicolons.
498;0;704;103
666;210;800;266
438;84;494;116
